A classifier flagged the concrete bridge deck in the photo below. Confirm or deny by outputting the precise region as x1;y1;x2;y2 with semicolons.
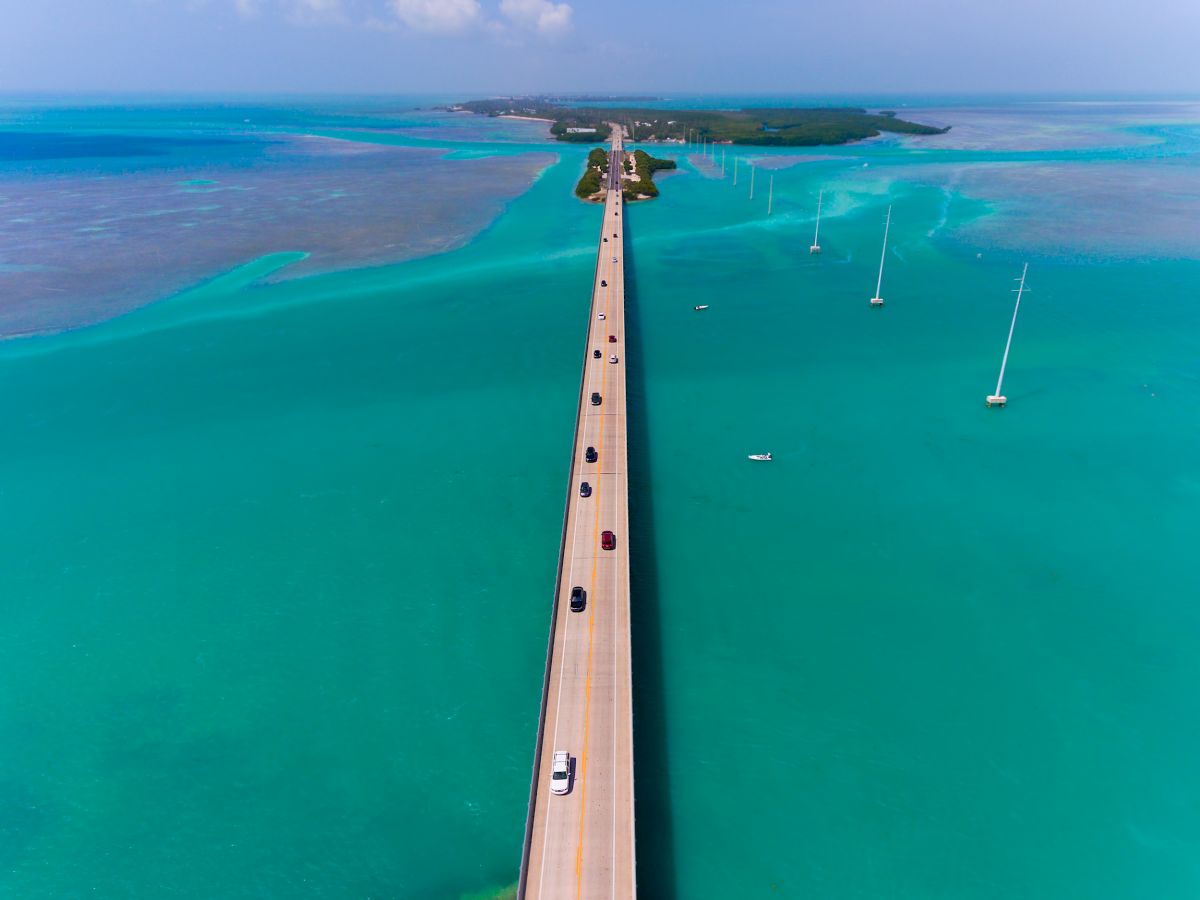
519;131;636;900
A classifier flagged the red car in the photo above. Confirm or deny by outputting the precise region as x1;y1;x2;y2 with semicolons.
601;530;616;551
608;335;617;343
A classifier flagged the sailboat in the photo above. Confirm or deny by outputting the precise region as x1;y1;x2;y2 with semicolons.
694;304;709;311
809;190;823;254
748;452;772;461
986;263;1029;407
870;205;892;307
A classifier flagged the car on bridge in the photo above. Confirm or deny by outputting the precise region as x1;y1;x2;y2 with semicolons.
579;481;591;497
569;586;586;612
591;393;602;406
601;279;607;287
601;530;616;551
594;349;601;358
610;355;618;364
609;335;617;343
585;446;598;463
612;257;618;263
551;750;572;795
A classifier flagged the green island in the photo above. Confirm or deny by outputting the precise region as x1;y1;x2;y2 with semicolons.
574;147;610;199
452;97;948;145
623;149;676;200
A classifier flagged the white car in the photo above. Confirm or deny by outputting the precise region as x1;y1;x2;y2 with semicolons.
609;355;618;364
612;257;618;263
551;750;571;795
598;312;606;320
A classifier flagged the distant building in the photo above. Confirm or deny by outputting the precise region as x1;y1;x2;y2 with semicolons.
566;127;598;134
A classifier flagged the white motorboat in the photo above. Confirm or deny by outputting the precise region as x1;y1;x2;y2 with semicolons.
694;305;709;310
748;452;772;461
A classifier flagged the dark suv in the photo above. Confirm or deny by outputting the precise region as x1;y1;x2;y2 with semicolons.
569;586;586;612
590;392;602;406
585;447;598;463
579;481;592;497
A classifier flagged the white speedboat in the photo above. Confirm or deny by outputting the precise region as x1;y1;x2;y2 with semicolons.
694;305;709;311
748;452;772;461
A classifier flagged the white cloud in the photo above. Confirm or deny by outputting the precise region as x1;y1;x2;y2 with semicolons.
499;0;571;34
389;0;483;32
234;0;261;17
286;0;346;24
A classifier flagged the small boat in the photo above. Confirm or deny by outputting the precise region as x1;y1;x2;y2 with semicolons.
748;452;772;461
694;304;709;311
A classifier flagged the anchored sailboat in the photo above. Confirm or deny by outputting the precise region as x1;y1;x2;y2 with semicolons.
986;263;1029;408
870;205;892;307
810;189;823;254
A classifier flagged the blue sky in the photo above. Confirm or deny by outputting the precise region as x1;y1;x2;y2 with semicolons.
2;0;1197;95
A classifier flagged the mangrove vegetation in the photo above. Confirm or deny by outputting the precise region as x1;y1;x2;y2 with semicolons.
453;97;949;146
623;150;676;200
574;148;610;199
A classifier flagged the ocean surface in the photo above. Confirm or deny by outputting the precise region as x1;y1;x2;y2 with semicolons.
2;96;1200;898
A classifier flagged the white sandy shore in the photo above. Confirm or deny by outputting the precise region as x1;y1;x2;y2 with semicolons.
499;114;556;123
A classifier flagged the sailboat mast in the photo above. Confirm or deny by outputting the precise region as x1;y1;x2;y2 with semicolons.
767;175;773;216
749;163;755;200
992;263;1028;402
813;190;822;245
870;205;891;305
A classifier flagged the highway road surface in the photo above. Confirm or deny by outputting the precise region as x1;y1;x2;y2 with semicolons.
520;129;636;900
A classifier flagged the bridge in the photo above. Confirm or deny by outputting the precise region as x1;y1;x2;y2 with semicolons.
518;129;636;900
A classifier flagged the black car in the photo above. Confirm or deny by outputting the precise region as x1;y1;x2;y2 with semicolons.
585;447;598;463
590;392;602;406
569;586;586;612
593;349;601;359
603;237;608;242
601;279;607;287
579;481;592;497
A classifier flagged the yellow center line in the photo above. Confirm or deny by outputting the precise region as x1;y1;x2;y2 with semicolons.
575;186;620;898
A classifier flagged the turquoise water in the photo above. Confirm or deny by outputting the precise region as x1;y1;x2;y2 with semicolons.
3;100;1200;897
626;146;1200;898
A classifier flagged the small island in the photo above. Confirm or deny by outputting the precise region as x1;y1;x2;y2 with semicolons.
453;97;948;146
574;148;609;199
574;146;676;203
623;149;676;200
